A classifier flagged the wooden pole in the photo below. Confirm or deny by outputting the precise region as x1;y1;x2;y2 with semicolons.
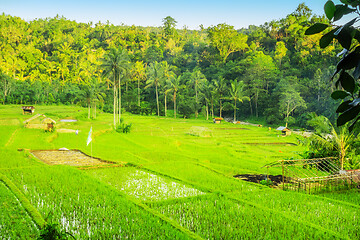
91;125;93;157
282;159;285;190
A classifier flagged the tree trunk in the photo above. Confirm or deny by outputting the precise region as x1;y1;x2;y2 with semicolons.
113;76;116;128
88;101;91;119
318;78;321;102
285;101;290;127
195;85;198;118
249;98;253;116
255;91;259;118
138;79;140;106
340;144;345;170
94;102;97;119
211;99;214;119
219;99;223;118
174;92;177;118
234;99;237;122
206;101;209;120
118;73;121;125
155;84;159;116
164;93;167;117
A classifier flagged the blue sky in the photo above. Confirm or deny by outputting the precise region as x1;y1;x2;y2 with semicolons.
1;0;327;29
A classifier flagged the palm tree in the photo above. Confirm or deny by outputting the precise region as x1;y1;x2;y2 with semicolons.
101;48;119;127
101;47;130;128
166;75;182;118
160;61;174;117
190;69;206;118
212;76;227;118
131;61;146;106
306;113;354;170
115;49;130;125
200;80;214;120
90;78;106;119
146;61;163;116
229;80;249;122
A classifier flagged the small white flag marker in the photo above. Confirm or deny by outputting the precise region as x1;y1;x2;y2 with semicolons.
87;126;92;146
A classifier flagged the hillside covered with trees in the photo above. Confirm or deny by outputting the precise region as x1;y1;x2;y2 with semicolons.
0;4;342;127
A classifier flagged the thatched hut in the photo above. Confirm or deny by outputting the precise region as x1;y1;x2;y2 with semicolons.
276;126;291;136
21;106;35;114
23;114;56;131
213;117;224;124
42;118;56;132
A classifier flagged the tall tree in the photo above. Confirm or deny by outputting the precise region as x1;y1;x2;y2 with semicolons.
274;41;287;67
166;75;182;118
201;80;215;120
0;72;13;104
212;76;227;118
162;16;177;39
278;79;307;127
161;61;174;117
207;23;248;62
101;47;130;128
190;69;206;118
243;50;277;117
146;61;163;116
228;80;250;122
115;48;130;125
131;61;147;106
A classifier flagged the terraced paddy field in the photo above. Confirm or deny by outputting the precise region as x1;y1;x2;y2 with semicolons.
0;105;359;239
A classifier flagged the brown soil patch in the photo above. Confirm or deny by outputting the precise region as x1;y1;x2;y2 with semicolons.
31;149;116;166
234;174;290;186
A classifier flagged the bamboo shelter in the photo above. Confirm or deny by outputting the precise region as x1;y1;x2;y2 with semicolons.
23;114;56;131
264;158;359;193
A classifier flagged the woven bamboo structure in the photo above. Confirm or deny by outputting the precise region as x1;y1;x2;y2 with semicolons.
264;158;359;193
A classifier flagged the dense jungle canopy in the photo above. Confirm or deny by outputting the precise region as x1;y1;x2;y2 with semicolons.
0;4;342;127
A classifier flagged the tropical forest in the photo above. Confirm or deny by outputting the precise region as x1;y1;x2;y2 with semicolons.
0;1;359;239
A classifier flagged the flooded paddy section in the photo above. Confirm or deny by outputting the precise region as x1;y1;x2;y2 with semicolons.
87;167;206;201
31;149;115;166
59;119;78;123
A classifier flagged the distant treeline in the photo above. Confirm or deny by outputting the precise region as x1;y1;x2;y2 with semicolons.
0;3;342;127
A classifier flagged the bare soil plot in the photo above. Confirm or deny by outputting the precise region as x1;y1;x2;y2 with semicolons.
234;174;290;186
31;150;116;166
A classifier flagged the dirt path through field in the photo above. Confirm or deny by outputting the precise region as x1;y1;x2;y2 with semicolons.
5;128;19;147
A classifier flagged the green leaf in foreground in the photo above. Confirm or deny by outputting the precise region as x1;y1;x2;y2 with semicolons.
320;29;337;48
305;23;329;35
339;71;356;93
331;90;350;100
335;51;360;77
336;26;354;50
334;5;356;22
324;0;336;20
336;100;352;113
337;105;360;126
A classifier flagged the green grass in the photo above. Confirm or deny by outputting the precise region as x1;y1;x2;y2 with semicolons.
0;181;39;239
150;194;343;240
1;105;359;239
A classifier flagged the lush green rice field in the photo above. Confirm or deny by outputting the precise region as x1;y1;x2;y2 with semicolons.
0;105;359;239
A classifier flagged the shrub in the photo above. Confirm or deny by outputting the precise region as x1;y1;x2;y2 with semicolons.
116;123;132;134
260;179;273;187
38;223;75;240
